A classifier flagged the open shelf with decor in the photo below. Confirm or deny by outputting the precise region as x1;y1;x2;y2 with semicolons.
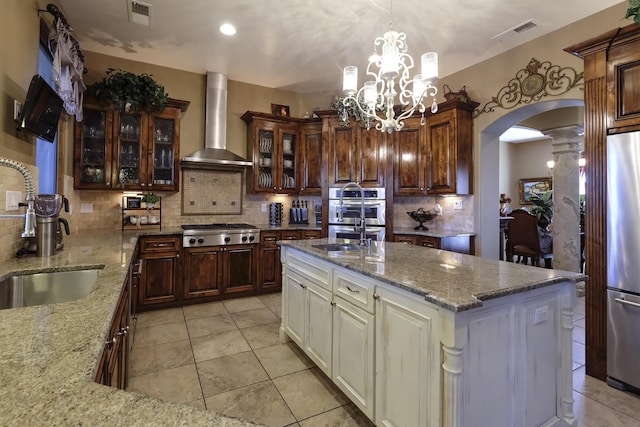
121;195;162;231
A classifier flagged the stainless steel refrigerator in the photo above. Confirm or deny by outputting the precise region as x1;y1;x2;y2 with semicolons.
607;132;640;391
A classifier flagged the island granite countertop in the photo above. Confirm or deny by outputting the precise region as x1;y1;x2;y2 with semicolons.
392;227;476;238
0;228;260;426
278;238;587;312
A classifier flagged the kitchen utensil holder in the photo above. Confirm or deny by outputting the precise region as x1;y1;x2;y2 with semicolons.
269;202;283;225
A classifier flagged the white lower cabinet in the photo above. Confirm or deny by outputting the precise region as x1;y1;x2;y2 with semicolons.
332;296;375;419
305;281;333;374
283;268;332;376
375;285;440;427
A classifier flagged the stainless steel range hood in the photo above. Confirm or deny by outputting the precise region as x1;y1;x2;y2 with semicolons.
181;72;252;168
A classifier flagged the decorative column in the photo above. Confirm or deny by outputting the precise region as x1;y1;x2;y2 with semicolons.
442;344;463;427
544;125;583;272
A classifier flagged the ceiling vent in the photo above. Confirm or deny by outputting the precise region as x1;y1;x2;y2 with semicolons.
491;19;538;42
128;0;151;26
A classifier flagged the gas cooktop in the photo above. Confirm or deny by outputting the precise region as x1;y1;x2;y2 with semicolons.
181;223;260;247
181;223;257;230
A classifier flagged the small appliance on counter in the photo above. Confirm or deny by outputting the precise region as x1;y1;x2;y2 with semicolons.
289;200;309;225
269;202;283;225
32;194;68;257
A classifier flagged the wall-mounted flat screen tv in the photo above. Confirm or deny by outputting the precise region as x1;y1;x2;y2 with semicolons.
17;74;64;143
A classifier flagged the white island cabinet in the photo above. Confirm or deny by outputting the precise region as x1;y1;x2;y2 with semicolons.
279;239;584;427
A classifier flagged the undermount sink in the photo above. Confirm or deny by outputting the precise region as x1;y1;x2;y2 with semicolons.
312;243;364;252
0;268;102;310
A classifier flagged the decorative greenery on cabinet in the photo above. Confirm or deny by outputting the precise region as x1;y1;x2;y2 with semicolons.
88;68;169;112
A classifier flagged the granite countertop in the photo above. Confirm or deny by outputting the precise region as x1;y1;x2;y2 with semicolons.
254;223;322;231
279;238;587;312
0;229;259;426
392;227;476;238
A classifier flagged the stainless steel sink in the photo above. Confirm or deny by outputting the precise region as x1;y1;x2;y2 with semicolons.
0;268;101;310
312;243;364;252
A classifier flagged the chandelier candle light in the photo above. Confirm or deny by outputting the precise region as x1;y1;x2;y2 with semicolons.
342;26;439;133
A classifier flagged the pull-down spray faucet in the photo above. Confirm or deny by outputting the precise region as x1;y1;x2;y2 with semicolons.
0;158;36;238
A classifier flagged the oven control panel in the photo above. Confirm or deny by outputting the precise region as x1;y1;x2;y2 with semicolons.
182;231;260;247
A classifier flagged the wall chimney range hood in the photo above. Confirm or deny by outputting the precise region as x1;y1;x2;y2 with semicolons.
181;72;252;168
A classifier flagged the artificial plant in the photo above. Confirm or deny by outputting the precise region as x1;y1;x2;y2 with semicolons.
88;68;169;112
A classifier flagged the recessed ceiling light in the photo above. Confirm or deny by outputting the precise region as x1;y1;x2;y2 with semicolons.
219;23;236;36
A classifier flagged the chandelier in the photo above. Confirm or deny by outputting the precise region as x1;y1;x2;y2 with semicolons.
342;24;439;134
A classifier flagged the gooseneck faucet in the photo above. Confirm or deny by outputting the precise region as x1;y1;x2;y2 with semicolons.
338;181;370;246
0;158;36;237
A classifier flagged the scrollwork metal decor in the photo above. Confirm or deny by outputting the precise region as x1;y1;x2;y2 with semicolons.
473;58;584;118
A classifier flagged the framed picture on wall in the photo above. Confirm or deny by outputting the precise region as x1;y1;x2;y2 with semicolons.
271;104;290;117
519;177;552;204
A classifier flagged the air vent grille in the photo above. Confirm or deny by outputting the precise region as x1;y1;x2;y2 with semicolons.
128;0;151;26
491;19;538;41
513;20;538;33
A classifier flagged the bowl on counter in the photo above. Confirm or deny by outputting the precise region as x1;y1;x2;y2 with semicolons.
407;208;437;230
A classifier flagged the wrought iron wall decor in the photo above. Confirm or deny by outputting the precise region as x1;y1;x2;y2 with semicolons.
472;58;584;119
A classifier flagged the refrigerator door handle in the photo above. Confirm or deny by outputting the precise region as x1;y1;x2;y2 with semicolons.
614;297;640;308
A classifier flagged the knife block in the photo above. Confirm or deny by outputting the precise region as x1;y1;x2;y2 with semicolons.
289;201;309;225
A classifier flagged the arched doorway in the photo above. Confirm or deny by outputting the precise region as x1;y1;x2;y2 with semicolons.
476;99;585;259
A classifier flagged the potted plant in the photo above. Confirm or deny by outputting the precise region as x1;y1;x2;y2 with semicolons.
87;68;169;112
625;0;640;25
141;193;160;209
527;190;553;228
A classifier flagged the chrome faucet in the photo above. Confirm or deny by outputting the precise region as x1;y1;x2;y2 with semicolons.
0;158;36;237
338;181;370;246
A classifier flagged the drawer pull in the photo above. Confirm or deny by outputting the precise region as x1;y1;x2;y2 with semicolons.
346;285;360;294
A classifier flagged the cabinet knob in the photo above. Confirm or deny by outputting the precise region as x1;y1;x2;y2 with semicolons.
141;183;146;187
176;253;180;258
331;300;336;306
373;293;380;300
106;182;111;186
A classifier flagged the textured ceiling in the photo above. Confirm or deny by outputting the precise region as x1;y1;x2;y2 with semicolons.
59;0;623;93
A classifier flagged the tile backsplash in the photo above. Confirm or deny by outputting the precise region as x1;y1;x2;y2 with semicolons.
0;168;474;262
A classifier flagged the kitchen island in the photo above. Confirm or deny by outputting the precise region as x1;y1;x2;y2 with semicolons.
278;238;586;427
0;229;258;426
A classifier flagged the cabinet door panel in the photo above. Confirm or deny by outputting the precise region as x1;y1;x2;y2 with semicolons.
394;123;426;195
140;254;178;305
149;109;180;191
300;124;323;194
284;272;306;346
115;112;145;190
331;125;357;184
358;127;385;187
426;111;456;193
74;106;114;189
224;246;257;294
306;283;333;375
260;245;280;290
376;288;437;427
333;297;375;418
183;247;223;299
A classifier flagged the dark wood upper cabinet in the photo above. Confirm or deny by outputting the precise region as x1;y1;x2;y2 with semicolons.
392;99;478;196
300;122;323;195
243;111;323;194
74;98;188;192
325;117;386;188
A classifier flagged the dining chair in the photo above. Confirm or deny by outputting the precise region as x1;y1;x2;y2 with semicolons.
505;209;553;268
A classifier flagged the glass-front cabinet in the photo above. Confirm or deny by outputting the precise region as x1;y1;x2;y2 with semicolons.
74;99;188;191
150;111;179;190
75;106;114;189
115;112;145;189
242;111;299;194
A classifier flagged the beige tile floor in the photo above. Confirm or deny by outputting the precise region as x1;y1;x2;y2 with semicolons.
128;293;640;426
